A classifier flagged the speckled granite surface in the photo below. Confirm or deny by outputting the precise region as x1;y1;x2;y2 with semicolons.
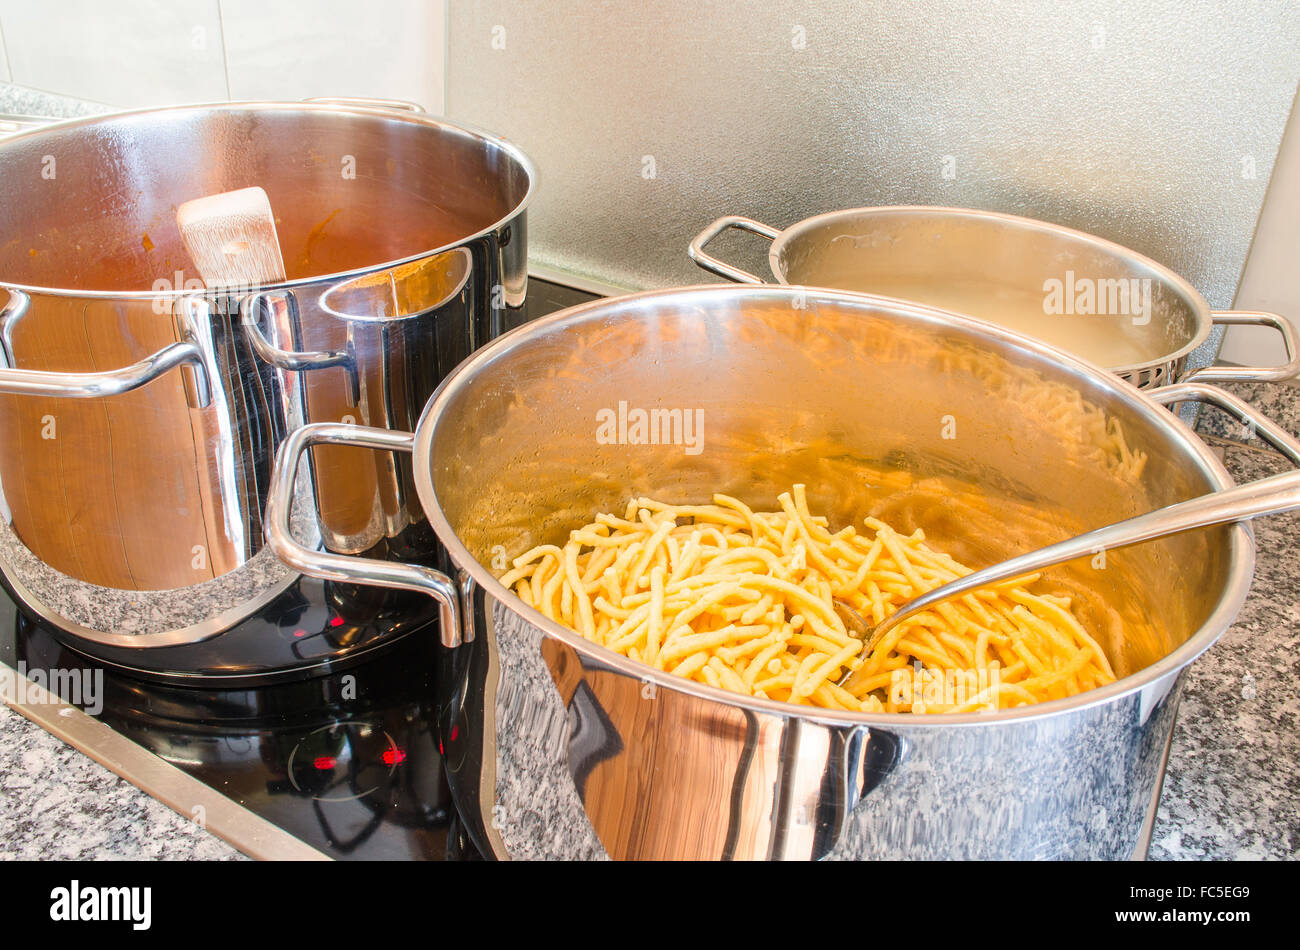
1188;378;1300;448
0;81;109;120
0;704;243;860
0;516;299;636
490;611;607;861
1147;436;1299;860
1148;377;1299;858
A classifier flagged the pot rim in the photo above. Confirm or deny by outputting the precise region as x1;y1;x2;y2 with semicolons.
766;204;1215;377
0;100;538;300
415;284;1255;729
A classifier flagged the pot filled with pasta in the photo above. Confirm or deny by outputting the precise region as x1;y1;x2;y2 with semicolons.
265;285;1297;860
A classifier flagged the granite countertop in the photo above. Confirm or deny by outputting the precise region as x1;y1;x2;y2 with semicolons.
0;704;243;860
0;82;1296;862
1148;438;1298;858
0;80;109;120
1147;380;1300;860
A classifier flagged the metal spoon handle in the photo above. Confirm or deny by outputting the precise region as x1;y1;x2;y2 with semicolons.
867;468;1300;647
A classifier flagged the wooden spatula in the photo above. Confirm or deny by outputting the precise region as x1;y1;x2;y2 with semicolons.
176;185;286;288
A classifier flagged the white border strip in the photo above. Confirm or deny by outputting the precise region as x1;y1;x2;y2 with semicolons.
529;263;628;298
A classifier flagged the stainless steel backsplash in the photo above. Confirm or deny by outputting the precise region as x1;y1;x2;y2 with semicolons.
446;0;1299;316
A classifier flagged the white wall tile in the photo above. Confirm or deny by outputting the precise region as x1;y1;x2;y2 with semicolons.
1219;91;1300;369
444;2;1297;317
220;0;444;114
0;19;11;83
0;0;227;107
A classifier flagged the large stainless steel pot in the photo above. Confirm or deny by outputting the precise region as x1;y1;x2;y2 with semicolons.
0;100;534;651
265;286;1299;859
689;207;1299;390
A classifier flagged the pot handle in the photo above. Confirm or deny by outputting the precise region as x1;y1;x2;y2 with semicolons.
0;289;212;407
687;216;780;284
265;421;465;647
303;96;426;114
1147;381;1300;465
1183;311;1300;384
242;291;360;407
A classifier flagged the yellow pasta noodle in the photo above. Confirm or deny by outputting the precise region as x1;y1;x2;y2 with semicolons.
499;485;1117;713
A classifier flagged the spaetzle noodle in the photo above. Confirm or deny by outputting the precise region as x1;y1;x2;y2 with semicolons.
498;485;1117;713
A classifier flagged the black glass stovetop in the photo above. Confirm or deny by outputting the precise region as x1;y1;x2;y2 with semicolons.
4;605;469;860
0;277;602;862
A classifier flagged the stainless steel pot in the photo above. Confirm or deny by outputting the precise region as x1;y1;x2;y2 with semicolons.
0;99;534;649
265;285;1298;859
689;206;1299;390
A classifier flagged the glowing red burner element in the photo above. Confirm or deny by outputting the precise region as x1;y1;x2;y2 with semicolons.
313;755;337;771
382;747;407;766
329;616;345;627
